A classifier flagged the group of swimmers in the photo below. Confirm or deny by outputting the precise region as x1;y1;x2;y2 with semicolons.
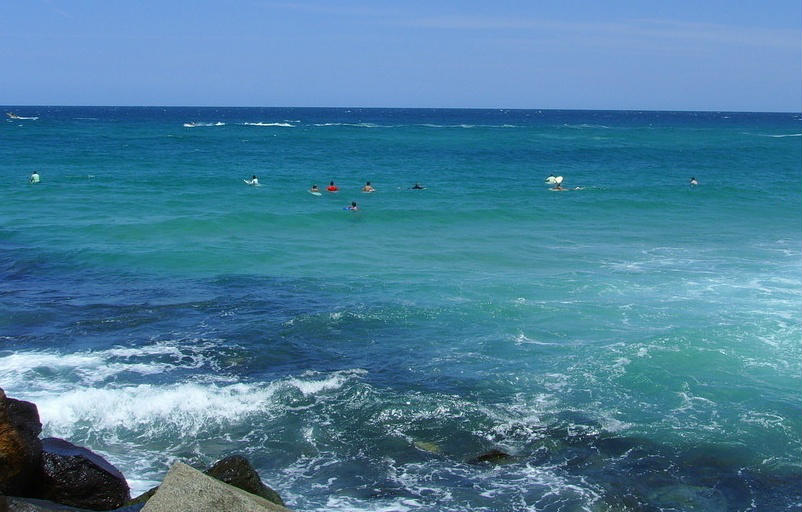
306;180;425;194
27;168;698;200
305;180;426;211
242;178;427;211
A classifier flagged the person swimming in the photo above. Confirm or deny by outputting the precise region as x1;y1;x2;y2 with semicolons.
327;181;339;192
345;201;358;211
411;182;425;190
29;171;40;184
549;176;582;191
362;181;375;193
546;175;563;186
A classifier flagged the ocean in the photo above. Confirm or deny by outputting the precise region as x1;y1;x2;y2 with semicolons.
1;107;800;511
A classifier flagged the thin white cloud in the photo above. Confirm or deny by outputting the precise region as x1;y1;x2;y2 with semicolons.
402;15;799;50
251;0;402;19
42;0;72;19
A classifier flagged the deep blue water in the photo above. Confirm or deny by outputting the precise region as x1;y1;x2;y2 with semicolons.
1;107;801;511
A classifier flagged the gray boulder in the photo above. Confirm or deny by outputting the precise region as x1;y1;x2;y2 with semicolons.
141;462;291;512
128;455;284;508
37;438;130;510
0;388;43;497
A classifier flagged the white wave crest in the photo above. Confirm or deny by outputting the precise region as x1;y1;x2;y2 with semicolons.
512;332;556;346
287;369;366;396
419;123;517;128
35;382;277;437
313;122;384;128
4;355;366;441
183;122;225;127
240;122;295;127
561;123;611;129
745;132;802;138
0;341;217;389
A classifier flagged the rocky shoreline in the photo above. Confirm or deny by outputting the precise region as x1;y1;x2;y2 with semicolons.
1;388;290;511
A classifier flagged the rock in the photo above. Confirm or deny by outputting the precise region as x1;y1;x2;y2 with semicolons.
4;496;144;512
204;455;284;506
5;495;96;511
413;441;441;454
37;438;130;511
124;488;157;507
127;455;284;508
467;449;514;465
0;388;43;497
141;462;291;512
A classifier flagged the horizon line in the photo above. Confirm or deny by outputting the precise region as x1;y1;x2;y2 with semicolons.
3;104;799;115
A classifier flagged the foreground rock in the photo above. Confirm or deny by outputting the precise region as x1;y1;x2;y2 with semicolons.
37;438;130;510
2;496;143;512
141;462;291;512
128;455;285;508
0;388;43;497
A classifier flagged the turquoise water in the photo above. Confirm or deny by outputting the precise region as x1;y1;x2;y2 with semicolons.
1;107;800;511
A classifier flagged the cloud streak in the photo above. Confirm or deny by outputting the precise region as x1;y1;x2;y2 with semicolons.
400;15;799;50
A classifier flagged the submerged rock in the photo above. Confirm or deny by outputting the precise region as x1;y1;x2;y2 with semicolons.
204;455;285;506
0;388;43;497
467;449;514;465
37;438;130;510
412;441;441;454
141;462;290;512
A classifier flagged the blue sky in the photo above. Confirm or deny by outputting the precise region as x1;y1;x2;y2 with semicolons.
2;1;800;111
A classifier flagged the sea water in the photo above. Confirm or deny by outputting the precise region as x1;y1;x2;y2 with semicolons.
1;107;800;511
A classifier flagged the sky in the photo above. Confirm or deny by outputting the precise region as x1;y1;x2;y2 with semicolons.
1;0;800;111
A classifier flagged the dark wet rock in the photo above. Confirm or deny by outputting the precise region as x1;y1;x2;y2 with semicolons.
4;496;143;512
0;388;43;497
203;455;285;506
467;449;513;465
36;438;130;511
6;495;95;511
